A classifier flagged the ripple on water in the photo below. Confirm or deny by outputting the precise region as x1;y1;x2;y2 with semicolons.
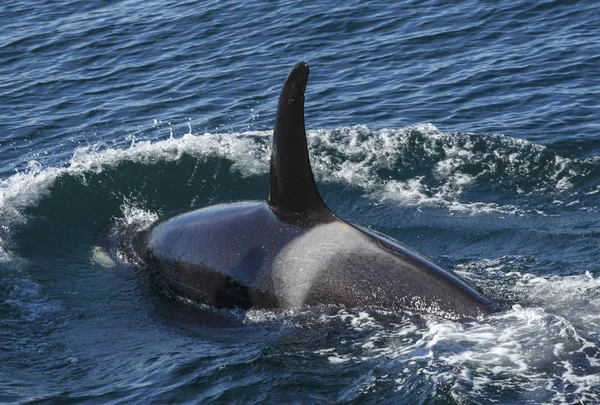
1;0;599;403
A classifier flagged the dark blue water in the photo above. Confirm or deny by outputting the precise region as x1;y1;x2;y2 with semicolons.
1;1;599;403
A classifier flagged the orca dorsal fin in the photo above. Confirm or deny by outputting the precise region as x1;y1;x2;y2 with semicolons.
267;62;331;219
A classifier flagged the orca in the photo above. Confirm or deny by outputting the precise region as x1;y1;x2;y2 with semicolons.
132;62;495;320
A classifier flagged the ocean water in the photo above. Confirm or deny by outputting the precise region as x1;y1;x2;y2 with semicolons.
1;0;599;403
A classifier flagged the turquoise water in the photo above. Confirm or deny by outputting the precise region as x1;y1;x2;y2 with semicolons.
1;1;599;403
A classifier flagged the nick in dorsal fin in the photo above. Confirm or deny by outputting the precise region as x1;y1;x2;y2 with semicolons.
268;62;332;220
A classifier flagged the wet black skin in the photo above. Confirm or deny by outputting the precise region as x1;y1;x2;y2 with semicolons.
133;62;496;320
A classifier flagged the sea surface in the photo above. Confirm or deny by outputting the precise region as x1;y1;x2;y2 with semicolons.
1;1;599;403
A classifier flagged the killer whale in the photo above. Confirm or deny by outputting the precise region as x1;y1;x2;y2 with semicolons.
132;62;494;319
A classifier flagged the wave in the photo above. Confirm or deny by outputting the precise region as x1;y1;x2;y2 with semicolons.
240;267;600;403
1;125;598;260
228;266;600;404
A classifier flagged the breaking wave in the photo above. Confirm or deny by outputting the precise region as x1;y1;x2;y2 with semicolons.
2;124;599;262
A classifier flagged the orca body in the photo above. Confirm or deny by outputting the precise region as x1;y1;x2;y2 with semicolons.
134;62;494;319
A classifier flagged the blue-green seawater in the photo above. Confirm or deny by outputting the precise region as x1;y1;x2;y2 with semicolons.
1;1;599;404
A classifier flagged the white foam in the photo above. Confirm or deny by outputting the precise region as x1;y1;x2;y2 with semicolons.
0;125;583;226
0;125;594;260
277;256;600;403
513;271;600;328
117;201;159;229
456;256;600;329
0;131;271;260
307;302;600;403
308;124;588;216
